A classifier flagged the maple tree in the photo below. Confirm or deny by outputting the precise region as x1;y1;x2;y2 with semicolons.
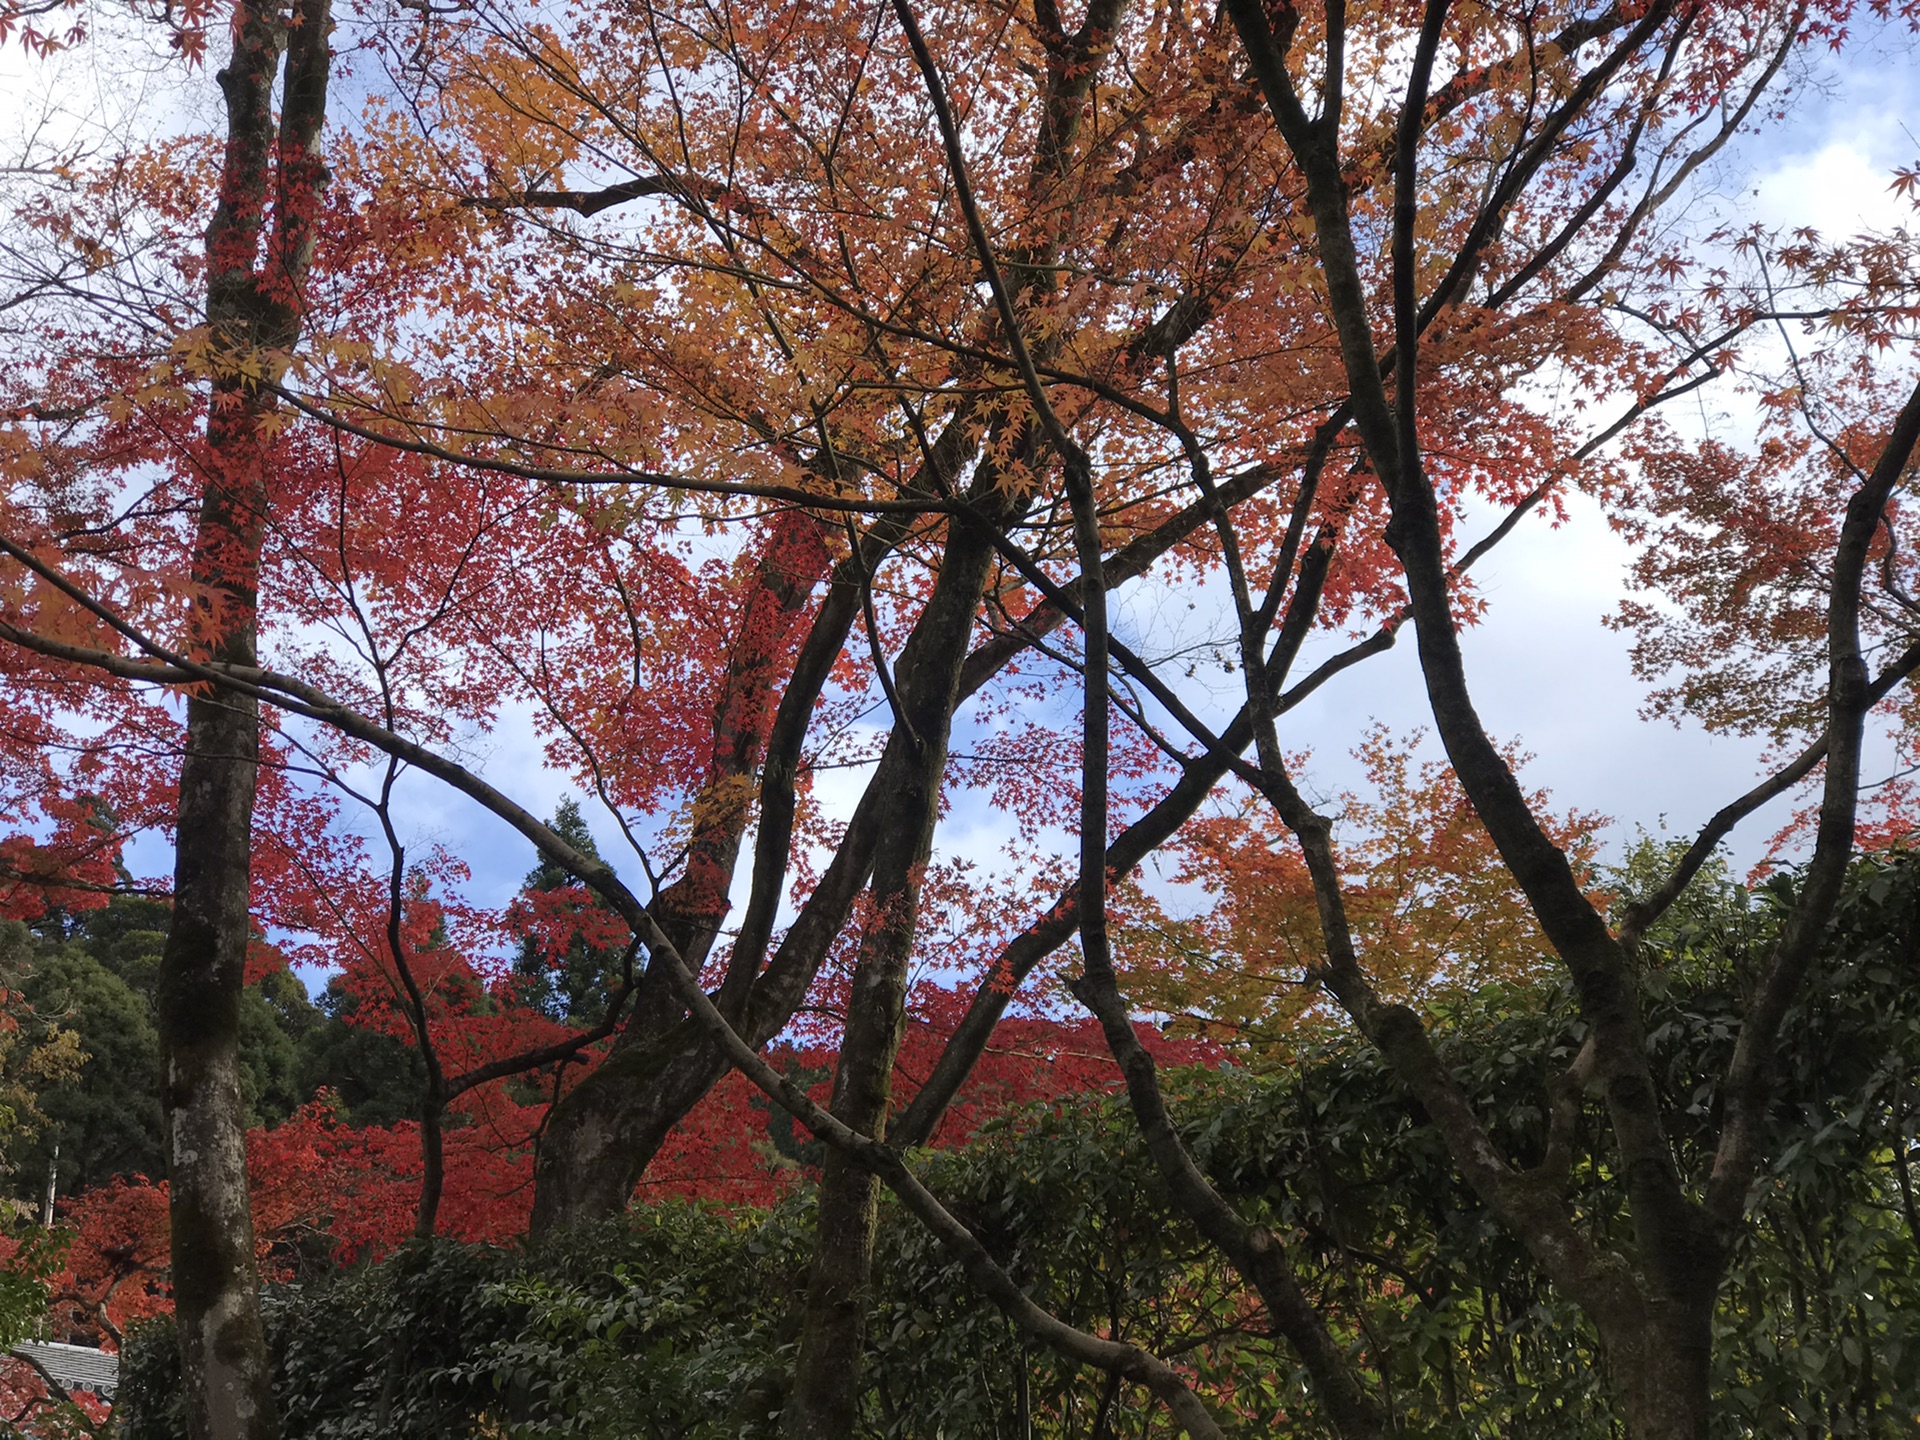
1;0;334;1422
1;0;1919;1435
1121;726;1607;1049
1204;2;1920;1434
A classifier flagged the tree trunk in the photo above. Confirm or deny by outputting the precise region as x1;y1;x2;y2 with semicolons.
780;510;1006;1437
526;988;715;1229
157;4;329;1436
160;671;276;1440
779;870;921;1439
1605;1296;1716;1440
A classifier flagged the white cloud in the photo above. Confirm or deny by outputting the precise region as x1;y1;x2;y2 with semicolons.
1751;141;1916;237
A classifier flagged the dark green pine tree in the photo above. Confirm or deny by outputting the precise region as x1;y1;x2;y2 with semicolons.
509;799;627;1026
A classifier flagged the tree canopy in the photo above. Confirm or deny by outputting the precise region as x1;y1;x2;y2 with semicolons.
1;0;1919;1436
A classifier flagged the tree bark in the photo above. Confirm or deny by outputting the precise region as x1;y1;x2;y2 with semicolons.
780;500;1011;1437
1605;1296;1717;1440
156;4;329;1436
162;670;278;1440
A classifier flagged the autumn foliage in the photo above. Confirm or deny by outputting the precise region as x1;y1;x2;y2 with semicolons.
2;0;1920;1435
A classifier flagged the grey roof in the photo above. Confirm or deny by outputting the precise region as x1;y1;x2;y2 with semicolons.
10;1341;119;1397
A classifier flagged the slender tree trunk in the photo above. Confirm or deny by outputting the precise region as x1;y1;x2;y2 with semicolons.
778;910;915;1440
781;509;1007;1437
161;658;276;1440
157;4;329;1436
779;795;933;1439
